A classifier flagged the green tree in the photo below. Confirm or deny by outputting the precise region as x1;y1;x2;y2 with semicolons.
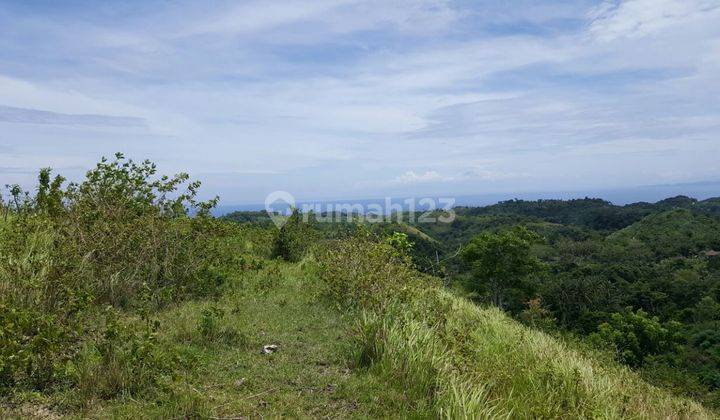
461;226;544;308
695;296;720;322
35;167;65;217
589;308;681;367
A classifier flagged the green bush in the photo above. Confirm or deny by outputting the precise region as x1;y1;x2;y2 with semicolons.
318;231;431;312
0;154;230;393
73;308;177;400
0;304;78;389
272;209;318;262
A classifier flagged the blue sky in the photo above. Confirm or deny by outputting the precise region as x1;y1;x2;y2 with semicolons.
1;0;719;204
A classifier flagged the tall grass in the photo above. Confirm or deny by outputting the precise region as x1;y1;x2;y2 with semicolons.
318;233;713;418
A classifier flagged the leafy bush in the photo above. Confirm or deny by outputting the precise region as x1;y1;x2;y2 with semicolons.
272;209;318;262
73;308;177;400
0;304;79;389
0;154;230;393
57;154;222;306
384;231;414;254
318;231;431;312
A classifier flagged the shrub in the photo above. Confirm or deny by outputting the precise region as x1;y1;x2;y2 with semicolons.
0;304;78;389
57;154;221;306
0;154;229;393
385;231;414;254
73;308;177;400
272;209;318;262
317;231;428;312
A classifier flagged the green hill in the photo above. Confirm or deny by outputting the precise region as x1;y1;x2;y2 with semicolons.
609;209;720;258
697;197;720;218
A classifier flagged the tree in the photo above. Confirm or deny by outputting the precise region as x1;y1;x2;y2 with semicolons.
461;226;544;308
35;167;65;217
589;308;681;367
695;296;720;322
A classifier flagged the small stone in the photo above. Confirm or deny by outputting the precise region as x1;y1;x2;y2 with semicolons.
262;344;279;354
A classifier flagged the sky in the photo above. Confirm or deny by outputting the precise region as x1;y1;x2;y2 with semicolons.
1;0;719;204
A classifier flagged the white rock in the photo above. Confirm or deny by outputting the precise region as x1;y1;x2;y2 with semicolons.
262;344;279;354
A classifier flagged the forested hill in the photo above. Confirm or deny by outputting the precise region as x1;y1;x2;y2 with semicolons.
222;194;720;233
453;195;720;231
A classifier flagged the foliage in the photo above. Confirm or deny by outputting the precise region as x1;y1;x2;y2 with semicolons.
384;231;414;255
609;209;720;258
74;308;177;400
0;304;79;389
457;197;652;230
461;226;545;308
0;154;230;394
318;230;431;312
272;208;318;262
518;298;556;331
589;308;682;367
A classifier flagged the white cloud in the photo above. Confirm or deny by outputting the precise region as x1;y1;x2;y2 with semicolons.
389;168;524;186
392;170;448;184
0;106;146;127
181;1;344;37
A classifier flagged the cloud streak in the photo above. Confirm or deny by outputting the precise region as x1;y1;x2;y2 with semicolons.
0;106;146;127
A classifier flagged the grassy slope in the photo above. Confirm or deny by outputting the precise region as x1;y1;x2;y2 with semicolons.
318;235;715;418
422;292;710;418
339;286;713;418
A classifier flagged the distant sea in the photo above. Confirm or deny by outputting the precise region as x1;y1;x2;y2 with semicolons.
212;181;720;216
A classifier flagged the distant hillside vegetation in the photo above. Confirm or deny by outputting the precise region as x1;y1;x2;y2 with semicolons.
609;209;720;258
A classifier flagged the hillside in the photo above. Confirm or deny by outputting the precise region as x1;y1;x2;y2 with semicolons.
3;246;711;418
1;159;717;418
609;209;720;258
